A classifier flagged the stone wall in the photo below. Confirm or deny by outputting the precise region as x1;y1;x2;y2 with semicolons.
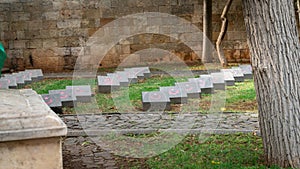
0;0;298;72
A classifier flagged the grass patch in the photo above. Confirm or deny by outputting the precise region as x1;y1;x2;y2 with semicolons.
116;133;288;169
226;80;256;103
25;78;73;94
146;133;264;169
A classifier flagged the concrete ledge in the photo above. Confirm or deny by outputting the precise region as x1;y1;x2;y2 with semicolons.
0;89;67;142
0;89;67;169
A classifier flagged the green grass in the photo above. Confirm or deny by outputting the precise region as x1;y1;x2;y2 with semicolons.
201;79;257;113
26;75;257;113
226;80;256;104
117;133;289;169
25;78;73;94
146;133;264;169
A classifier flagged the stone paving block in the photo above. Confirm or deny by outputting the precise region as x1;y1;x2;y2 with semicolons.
189;76;214;94
41;93;62;114
175;81;201;98
142;91;171;111
210;72;226;90
0;79;9;89
49;89;77;107
66;85;92;103
1;75;17;89
220;70;235;86
107;73;129;87
239;64;253;79
97;76;120;93
160;86;188;104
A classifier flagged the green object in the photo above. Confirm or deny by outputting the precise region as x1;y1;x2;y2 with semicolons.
0;42;7;76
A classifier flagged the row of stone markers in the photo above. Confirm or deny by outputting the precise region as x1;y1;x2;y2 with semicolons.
0;69;43;89
0;69;93;114
97;67;151;93
142;65;253;111
41;85;93;114
40;67;151;113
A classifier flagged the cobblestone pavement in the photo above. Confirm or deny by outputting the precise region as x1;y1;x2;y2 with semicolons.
61;112;259;169
61;112;259;135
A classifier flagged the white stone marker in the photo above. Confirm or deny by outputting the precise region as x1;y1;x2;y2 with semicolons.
142;91;171;111
66;85;92;102
210;72;226;90
160;86;188;104
239;64;253;79
0;89;67;169
189;76;214;94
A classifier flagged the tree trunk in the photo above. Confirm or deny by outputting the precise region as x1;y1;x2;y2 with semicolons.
202;0;213;63
297;0;300;26
216;0;233;66
242;0;300;168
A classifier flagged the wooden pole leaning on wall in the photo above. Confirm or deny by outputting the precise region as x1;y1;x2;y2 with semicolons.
216;0;233;67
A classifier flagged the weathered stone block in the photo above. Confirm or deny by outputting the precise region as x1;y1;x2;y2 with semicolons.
11;40;27;49
42;11;59;20
116;71;138;84
26;40;43;49
239;64;253;79
0;89;67;169
0;22;9;31
11;12;30;21
160;86;188;104
66;85;92;102
25;69;43;81
11;73;25;88
49;89;77;107
159;5;171;13
1;75;17;89
32;49;65;72
27;20;43;30
211;72;226;90
107;73;129;87
97;76;121;93
57;19;81;29
175;82;201;98
189;76;214;94
142;91;171;111
41;93;63;114
43;39;58;48
171;5;194;15
220;70;235;86
24;30;41;39
0;79;9;89
229;67;245;82
42;20;57;30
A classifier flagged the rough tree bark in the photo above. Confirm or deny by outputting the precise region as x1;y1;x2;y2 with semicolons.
242;0;300;168
202;0;213;63
297;0;300;25
216;0;233;66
